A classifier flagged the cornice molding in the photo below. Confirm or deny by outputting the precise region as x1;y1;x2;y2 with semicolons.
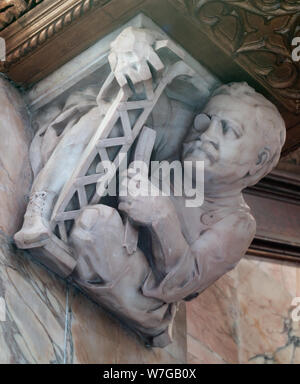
0;0;145;85
0;0;43;31
245;169;300;262
248;243;300;264
246;169;300;205
0;0;111;69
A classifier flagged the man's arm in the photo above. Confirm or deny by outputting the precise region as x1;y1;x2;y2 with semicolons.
119;185;256;303
142;209;256;303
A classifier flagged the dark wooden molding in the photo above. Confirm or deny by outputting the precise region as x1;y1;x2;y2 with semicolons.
245;169;300;262
0;0;144;85
282;121;300;156
247;249;300;264
248;239;300;264
0;0;44;31
246;169;300;206
2;0;112;67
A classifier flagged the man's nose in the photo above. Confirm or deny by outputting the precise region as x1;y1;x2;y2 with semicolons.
201;119;220;149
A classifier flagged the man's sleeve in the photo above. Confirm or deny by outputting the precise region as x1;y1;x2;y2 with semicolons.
142;211;256;303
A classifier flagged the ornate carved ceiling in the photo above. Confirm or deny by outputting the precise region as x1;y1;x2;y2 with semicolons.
0;0;299;154
173;0;300;115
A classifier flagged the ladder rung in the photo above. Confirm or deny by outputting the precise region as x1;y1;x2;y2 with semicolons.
75;173;107;187
97;137;128;148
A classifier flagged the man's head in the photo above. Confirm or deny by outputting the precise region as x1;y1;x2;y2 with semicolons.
182;82;286;193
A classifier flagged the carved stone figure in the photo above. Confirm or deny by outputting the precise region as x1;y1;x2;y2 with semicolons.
14;26;286;347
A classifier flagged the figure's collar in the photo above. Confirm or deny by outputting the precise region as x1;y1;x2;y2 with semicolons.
203;193;245;209
200;193;248;226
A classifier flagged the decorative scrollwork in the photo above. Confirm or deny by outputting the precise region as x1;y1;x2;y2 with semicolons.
0;0;43;31
173;0;300;114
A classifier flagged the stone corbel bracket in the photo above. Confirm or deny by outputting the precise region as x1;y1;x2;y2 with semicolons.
21;14;219;277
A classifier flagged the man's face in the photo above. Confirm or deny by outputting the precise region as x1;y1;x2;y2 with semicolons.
182;96;263;187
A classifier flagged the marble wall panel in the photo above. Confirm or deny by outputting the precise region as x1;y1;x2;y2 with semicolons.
187;270;239;364
0;232;187;364
0;76;32;236
0;234;67;363
66;288;187;364
187;256;300;364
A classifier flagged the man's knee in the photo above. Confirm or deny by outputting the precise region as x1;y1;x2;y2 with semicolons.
76;204;124;234
71;205;125;281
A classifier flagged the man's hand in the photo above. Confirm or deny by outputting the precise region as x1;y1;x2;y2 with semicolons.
109;27;165;88
118;171;175;226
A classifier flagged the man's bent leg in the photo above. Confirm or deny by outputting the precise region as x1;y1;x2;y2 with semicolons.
14;107;102;248
71;204;176;346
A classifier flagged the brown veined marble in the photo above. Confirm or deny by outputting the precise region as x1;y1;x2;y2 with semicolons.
0;76;32;236
66;288;187;364
187;335;226;364
0;233;67;363
0;231;187;364
0;76;67;364
187;257;300;364
187;270;239;364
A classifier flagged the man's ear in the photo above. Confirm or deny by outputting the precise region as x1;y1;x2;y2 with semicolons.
249;148;270;176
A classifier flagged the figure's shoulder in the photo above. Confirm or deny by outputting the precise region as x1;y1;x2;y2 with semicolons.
215;208;256;238
234;209;256;233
